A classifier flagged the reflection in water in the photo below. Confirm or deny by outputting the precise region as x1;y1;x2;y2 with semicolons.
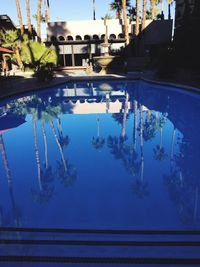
0;80;200;230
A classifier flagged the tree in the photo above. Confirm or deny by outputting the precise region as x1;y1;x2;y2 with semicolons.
0;30;22;67
135;0;140;55
25;0;32;35
142;0;147;31
150;0;156;19
122;0;129;45
93;0;96;20
15;0;24;35
110;0;131;19
153;114;168;161
92;116;105;151
0;134;21;226
37;0;42;42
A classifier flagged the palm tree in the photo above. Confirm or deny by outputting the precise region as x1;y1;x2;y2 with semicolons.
93;0;96;20
92;116;105;151
37;0;42;42
142;0;147;31
56;118;70;151
121;91;129;140
122;0;129;45
0;135;21;226
49;119;67;172
135;0;140;55
133;100;138;151
110;0;131;19
132;104;149;198
25;0;32;35
15;0;24;35
44;0;50;23
150;0;156;19
153;114;168;161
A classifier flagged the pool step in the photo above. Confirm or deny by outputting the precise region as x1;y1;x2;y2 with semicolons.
0;228;200;265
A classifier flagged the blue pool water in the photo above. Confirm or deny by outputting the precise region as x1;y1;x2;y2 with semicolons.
0;80;200;231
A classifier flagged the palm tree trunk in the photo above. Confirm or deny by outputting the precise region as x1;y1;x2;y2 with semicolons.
168;3;171;19
93;0;96;20
160;127;163;149
142;0;147;31
49;120;67;172
121;91;129;139
139;104;144;183
0;135;12;185
150;0;155;20
41;120;48;169
25;0;32;35
122;0;129;45
97;116;100;138
135;0;140;56
133;100;138;151
33;118;42;191
15;47;22;67
0;135;20;227
170;126;175;161
44;0;49;24
37;0;42;42
15;0;24;35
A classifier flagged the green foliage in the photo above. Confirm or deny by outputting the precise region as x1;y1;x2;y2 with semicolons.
32;14;46;23
21;40;57;67
0;30;20;49
101;14;114;20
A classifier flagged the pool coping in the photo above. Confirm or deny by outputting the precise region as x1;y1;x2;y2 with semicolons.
0;74;200;101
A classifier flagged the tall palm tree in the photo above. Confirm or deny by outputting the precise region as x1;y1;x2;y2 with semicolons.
150;0;156;19
135;0;140;55
25;0;32;35
133;100;138;151
93;0;96;20
141;0;147;31
37;0;42;42
44;0;50;23
122;0;129;45
92;116;105;151
15;0;24;35
110;0;130;19
121;91;129;140
0;134;21;227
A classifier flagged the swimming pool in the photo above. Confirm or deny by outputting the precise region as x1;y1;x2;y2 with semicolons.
0;79;200;265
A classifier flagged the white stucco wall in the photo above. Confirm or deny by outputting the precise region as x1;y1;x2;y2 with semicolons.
47;19;132;40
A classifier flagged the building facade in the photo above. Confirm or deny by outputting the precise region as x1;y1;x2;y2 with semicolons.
46;18;173;68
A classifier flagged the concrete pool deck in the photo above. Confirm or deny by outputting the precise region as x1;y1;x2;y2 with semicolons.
0;69;200;100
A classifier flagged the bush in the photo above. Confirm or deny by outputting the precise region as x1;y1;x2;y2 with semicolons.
34;64;55;82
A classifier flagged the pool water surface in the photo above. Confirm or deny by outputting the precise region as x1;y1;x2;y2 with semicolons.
0;79;200;232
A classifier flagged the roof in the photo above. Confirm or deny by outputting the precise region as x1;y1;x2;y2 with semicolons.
0;47;14;53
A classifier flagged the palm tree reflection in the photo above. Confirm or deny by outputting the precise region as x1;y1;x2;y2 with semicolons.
92;115;105;151
132;104;149;199
153;114;168;161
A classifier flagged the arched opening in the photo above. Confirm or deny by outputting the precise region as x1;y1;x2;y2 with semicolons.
109;34;116;40
84;35;91;40
93;34;99;40
75;35;82;40
50;36;57;42
58;36;65;41
118;33;124;39
101;34;105;40
67;35;73;41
